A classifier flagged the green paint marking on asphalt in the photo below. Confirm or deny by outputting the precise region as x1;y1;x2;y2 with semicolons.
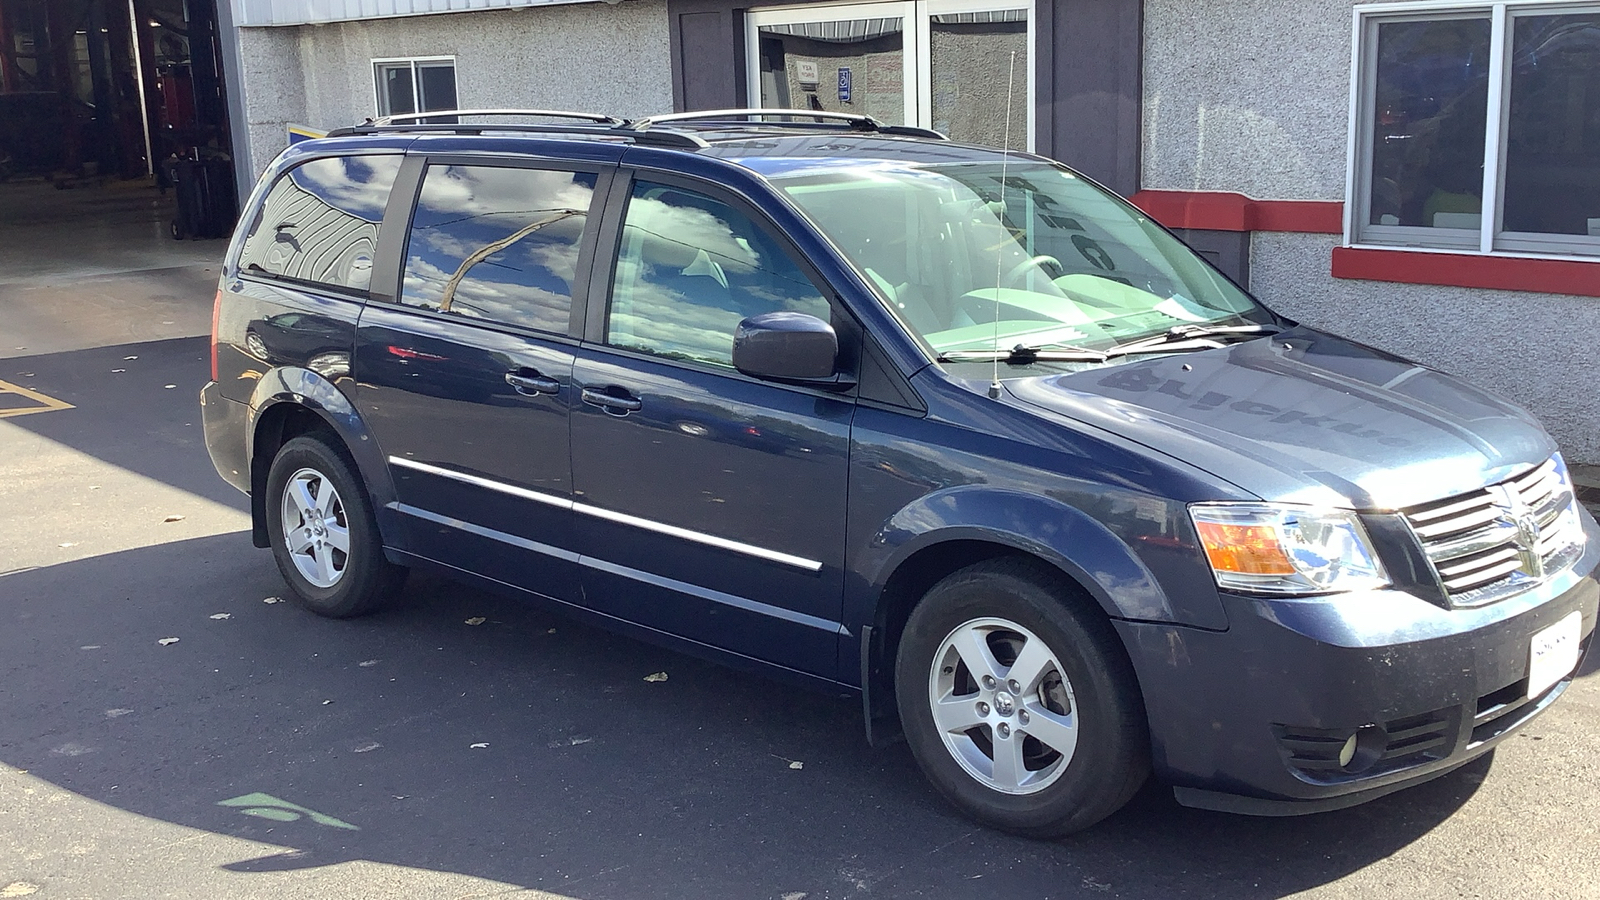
241;807;301;822
217;792;360;830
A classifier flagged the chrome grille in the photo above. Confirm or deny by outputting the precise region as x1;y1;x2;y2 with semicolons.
1403;457;1586;607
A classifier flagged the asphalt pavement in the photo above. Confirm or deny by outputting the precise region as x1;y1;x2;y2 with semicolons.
1;183;1598;900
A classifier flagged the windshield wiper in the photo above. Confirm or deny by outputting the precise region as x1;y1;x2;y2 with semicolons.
938;324;1281;366
939;343;1108;365
1104;323;1282;359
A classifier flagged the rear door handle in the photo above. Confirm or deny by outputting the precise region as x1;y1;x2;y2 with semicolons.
505;369;560;396
581;386;643;414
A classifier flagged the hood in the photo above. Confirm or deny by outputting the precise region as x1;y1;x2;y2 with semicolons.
1004;327;1555;510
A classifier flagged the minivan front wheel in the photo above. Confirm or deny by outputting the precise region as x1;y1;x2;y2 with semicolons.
265;435;405;618
895;559;1149;837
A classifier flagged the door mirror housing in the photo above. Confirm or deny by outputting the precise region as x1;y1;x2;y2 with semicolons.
732;312;841;383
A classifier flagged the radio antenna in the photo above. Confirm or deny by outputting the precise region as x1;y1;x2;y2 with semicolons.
989;50;1018;400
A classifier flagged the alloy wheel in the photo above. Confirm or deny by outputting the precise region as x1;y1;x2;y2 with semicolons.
927;616;1079;795
279;467;350;589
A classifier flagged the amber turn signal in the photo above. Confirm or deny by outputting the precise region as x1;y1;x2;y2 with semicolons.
1194;521;1297;575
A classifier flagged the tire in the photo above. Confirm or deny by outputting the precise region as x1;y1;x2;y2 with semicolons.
264;434;406;618
894;558;1150;838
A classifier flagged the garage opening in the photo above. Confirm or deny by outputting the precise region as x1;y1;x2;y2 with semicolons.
0;0;238;243
1;0;236;359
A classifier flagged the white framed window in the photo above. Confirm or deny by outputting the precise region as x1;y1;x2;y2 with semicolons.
746;0;1034;152
373;56;458;119
1348;1;1600;258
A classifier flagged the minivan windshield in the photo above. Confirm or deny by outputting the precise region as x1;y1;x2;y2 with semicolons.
772;161;1271;369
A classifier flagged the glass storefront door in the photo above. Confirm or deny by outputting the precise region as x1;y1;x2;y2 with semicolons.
753;2;917;127
747;0;1032;150
927;3;1029;150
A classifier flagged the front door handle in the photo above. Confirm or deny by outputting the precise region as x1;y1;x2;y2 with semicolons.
581;386;643;415
505;369;560;396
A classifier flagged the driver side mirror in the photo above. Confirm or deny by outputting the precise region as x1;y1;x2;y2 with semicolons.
732;312;840;383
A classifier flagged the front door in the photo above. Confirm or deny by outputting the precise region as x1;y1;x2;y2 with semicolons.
355;159;609;602
569;174;855;678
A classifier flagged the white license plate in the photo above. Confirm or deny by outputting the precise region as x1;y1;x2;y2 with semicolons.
1528;611;1583;700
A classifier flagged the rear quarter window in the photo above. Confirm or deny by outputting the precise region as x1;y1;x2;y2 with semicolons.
238;155;403;293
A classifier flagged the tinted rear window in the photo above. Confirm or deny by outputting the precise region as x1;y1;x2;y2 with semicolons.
238;155;402;293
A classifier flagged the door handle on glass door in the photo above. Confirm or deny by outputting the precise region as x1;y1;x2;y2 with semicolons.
505;369;561;396
580;386;643;414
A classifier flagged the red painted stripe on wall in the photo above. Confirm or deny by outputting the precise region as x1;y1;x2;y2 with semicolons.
1128;191;1344;234
1332;247;1600;298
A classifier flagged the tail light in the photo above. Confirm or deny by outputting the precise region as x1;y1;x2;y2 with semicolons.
210;288;223;382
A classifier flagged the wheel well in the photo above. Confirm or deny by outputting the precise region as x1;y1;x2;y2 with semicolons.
862;540;1111;746
862;541;1021;744
249;403;337;548
875;541;1018;658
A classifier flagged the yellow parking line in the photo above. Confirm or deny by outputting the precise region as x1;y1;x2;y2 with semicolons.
0;378;74;419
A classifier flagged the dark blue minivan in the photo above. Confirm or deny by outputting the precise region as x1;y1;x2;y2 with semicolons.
201;110;1597;837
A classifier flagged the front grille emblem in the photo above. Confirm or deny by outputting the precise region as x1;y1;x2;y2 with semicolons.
1493;484;1544;579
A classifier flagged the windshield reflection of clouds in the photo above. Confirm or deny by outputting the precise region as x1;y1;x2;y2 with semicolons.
608;185;829;367
401;165;596;334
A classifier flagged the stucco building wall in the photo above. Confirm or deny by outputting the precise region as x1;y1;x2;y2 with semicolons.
1142;0;1352;200
235;24;309;185
1144;0;1600;461
234;2;673;179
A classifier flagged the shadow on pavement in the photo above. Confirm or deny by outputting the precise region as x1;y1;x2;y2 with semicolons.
0;533;1488;900
1578;645;1599;678
1;335;244;510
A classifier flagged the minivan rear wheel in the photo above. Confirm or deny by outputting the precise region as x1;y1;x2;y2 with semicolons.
265;435;405;618
894;558;1149;837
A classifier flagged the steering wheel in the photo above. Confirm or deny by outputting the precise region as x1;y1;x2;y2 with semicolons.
1003;254;1064;287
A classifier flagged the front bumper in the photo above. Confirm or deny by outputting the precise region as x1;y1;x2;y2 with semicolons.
1119;532;1599;815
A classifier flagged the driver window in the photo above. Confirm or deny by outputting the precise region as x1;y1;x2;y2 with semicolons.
606;180;830;369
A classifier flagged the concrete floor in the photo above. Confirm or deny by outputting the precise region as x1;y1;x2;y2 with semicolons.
0;177;225;283
2;178;1599;900
0;178;225;359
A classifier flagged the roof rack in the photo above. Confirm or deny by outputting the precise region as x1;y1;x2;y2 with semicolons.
625;108;948;141
320;107;948;148
325;108;708;149
372;108;622;126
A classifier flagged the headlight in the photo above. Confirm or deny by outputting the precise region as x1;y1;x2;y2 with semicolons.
1548;452;1587;553
1189;503;1389;595
1553;453;1581;512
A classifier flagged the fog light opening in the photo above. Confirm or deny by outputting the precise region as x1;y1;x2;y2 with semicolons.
1340;724;1386;774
